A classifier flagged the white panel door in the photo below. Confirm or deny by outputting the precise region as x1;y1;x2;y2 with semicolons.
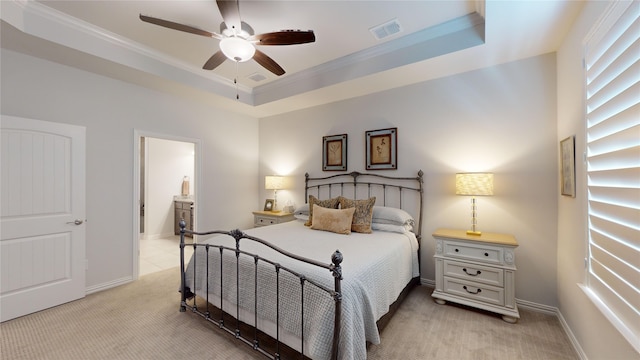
1;116;86;322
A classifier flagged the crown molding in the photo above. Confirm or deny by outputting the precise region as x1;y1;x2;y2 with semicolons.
0;0;254;104
252;12;485;106
1;0;485;108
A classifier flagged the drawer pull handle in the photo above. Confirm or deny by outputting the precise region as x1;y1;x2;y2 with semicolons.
463;285;482;294
484;252;489;257
463;268;481;276
455;249;459;252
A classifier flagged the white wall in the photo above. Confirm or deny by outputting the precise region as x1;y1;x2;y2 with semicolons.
145;138;194;240
0;49;260;289
556;1;638;358
259;54;559;307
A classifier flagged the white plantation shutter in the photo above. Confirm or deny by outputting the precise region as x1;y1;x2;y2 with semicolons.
584;0;639;351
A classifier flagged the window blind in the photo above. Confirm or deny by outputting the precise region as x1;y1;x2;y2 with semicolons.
584;0;639;351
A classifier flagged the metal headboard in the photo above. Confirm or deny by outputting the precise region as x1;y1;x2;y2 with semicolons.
304;170;424;241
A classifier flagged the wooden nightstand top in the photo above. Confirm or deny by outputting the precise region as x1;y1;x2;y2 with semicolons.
252;211;294;218
433;228;518;247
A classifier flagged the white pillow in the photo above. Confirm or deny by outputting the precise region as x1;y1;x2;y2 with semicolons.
371;222;412;234
294;213;309;221
371;206;415;230
293;204;310;221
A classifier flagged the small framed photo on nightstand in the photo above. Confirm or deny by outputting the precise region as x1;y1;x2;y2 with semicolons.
263;199;275;211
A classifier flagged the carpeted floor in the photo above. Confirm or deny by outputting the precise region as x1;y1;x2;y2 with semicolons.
1;267;578;359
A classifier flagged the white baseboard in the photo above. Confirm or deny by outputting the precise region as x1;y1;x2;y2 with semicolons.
556;307;589;360
515;299;586;359
141;232;177;241
85;276;133;295
515;298;557;315
419;278;586;359
420;277;435;287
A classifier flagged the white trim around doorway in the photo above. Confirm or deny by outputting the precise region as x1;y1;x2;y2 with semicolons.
132;129;202;280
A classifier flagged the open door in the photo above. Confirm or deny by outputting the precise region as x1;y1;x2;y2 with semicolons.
1;116;86;321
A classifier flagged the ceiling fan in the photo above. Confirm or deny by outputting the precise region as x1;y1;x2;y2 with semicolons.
139;0;315;76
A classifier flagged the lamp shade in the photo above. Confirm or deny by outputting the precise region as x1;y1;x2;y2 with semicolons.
219;37;255;62
456;173;494;196
265;176;286;190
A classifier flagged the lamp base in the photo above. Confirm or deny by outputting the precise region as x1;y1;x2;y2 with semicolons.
466;230;482;236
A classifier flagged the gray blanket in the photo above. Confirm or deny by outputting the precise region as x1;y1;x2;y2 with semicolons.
183;220;418;359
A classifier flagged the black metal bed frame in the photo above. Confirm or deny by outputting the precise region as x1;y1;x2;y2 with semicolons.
179;225;343;360
179;170;424;360
305;170;424;241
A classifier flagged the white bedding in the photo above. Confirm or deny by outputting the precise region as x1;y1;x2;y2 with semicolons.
183;219;419;360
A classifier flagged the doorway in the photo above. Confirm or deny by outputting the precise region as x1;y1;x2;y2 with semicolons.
133;131;200;278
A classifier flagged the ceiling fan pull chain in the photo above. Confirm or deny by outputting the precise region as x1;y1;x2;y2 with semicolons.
235;61;239;100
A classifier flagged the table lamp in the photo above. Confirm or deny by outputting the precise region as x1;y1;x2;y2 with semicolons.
265;175;286;212
456;173;494;235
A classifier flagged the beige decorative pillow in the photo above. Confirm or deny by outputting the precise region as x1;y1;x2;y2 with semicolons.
304;195;340;226
310;204;355;235
338;196;376;233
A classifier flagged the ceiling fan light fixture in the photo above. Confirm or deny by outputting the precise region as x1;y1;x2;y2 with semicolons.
220;37;255;62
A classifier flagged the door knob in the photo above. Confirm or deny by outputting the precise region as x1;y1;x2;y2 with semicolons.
66;219;84;225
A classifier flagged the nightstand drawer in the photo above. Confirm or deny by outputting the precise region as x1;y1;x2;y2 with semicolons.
255;216;277;226
443;259;504;287
252;211;295;227
175;201;193;210
443;277;505;306
444;240;503;265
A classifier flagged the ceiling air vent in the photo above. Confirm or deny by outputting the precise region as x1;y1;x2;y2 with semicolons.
248;73;267;82
369;18;402;40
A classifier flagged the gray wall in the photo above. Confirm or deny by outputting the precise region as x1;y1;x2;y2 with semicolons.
259;54;559;307
1;49;260;288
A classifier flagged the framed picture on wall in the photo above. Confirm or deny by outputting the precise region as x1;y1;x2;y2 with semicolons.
366;128;397;170
322;134;347;171
263;199;275;211
560;135;575;197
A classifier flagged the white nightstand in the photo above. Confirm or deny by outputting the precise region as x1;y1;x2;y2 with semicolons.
432;228;520;323
252;211;295;227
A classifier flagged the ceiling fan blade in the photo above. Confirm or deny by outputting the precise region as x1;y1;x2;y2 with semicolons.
139;14;222;39
202;51;227;70
216;0;242;33
250;30;315;45
253;49;285;76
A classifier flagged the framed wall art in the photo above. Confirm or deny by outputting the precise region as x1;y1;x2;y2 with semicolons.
560;135;576;197
322;134;347;171
366;128;397;170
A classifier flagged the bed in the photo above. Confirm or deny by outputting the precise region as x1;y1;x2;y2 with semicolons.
179;171;424;360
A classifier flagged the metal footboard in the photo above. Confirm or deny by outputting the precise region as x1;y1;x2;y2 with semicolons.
178;220;343;360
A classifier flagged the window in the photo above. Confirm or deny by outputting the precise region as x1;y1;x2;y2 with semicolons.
584;0;639;351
